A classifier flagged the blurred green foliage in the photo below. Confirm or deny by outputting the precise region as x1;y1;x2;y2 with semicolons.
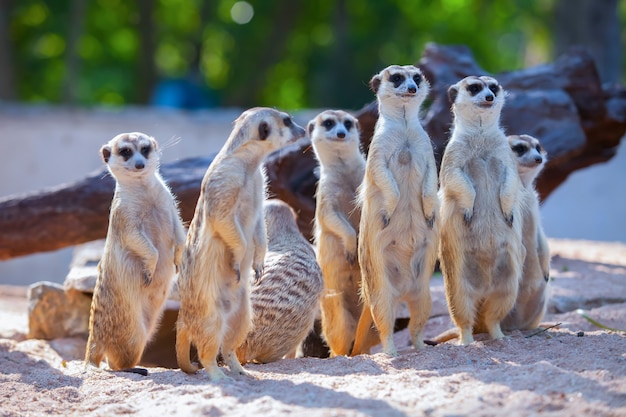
6;0;621;110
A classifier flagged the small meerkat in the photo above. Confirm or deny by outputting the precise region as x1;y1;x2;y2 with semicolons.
309;110;371;357
438;76;525;346
176;107;305;380
502;134;550;330
85;132;186;371
236;199;323;364
351;65;439;356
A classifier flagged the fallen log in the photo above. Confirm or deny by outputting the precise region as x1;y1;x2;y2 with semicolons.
0;43;624;259
0;157;212;260
267;44;625;239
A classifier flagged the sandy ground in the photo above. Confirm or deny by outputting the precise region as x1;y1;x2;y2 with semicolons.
1;239;625;417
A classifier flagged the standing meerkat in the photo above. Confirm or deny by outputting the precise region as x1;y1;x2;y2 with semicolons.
309;110;371;357
236;199;323;364
176;107;305;380
351;65;439;356
85;132;186;372
502;134;550;330
434;134;549;343
439;75;525;346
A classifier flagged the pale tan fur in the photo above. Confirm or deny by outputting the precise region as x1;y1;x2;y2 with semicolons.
439;76;525;346
502;134;550;330
434;134;549;343
85;132;186;370
309;110;373;357
176;108;305;380
352;65;439;356
236;199;323;364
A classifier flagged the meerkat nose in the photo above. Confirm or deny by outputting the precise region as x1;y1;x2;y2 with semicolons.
535;156;543;164
485;94;494;102
408;86;417;94
337;131;346;139
135;161;145;169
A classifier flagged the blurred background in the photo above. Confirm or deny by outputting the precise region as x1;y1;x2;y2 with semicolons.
0;0;625;285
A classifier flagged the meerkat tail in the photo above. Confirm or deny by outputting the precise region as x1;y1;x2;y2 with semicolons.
351;304;375;356
176;326;199;374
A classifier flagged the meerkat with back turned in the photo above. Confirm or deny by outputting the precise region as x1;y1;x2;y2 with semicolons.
438;76;525;346
309;110;372;357
85;132;186;371
176;108;305;380
502;134;550;330
351;65;439;356
236;199;323;364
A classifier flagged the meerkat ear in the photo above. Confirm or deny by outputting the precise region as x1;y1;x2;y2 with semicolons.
258;121;270;140
100;145;112;163
369;74;382;94
448;84;459;104
307;120;315;136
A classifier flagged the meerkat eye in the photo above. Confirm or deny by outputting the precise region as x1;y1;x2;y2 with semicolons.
511;144;526;156
413;74;422;85
390;73;405;87
118;148;133;160
488;83;499;95
467;84;482;95
140;145;151;158
535;145;542;153
344;120;353;130
283;117;293;128
322;119;335;130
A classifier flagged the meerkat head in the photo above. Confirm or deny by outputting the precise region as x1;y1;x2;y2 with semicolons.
228;107;305;155
308;110;360;161
448;76;505;124
508;134;547;188
100;132;160;180
263;198;298;238
370;65;430;107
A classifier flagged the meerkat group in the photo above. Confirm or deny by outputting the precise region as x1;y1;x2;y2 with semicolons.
86;64;551;378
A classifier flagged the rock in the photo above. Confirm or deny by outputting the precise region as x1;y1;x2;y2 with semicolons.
27;281;91;340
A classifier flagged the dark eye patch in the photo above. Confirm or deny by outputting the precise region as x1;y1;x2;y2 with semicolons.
344;120;353;130
118;147;133;160
389;73;405;88
467;84;482;95
322;119;335;130
488;83;499;95
413;74;422;85
535;145;542;153
283;117;293;128
511;144;527;157
140;145;151;158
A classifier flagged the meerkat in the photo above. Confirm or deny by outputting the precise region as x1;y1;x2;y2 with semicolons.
308;110;373;357
236;199;323;364
176;107;305;380
351;65;439;357
438;75;525;346
85;132;186;372
434;134;548;343
502;134;550;330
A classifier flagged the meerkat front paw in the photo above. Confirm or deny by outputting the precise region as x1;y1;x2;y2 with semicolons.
381;213;390;229
425;212;435;229
346;250;357;265
463;208;473;226
142;270;153;287
254;264;264;282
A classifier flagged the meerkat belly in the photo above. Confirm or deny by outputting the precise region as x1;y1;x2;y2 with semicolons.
389;145;428;225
